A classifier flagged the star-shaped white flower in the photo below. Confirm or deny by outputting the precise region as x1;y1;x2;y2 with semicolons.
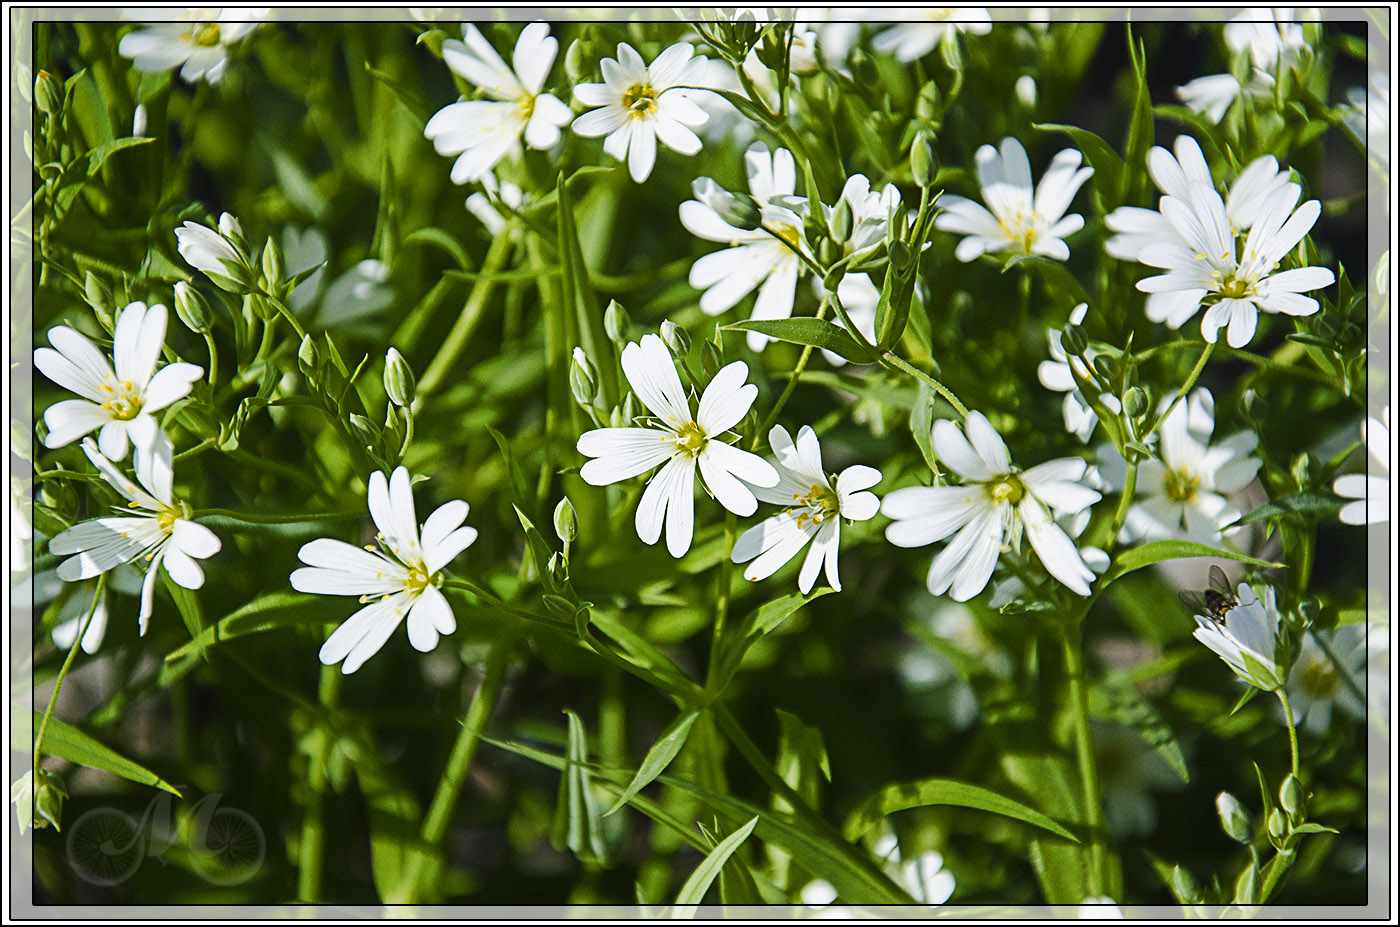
882;411;1101;601
870;8;992;62
1287;624;1367;734
48;433;220;634
35;301;203;460
423;22;572;184
1104;388;1260;544
1191;580;1285;690
1334;407;1390;525
1136;179;1334;347
680;145;809;351
731;425;881;592
572;42;710;183
291;467;477;674
576;334;778;557
825;172;903;262
1035;302;1121;443
935;136;1093;262
176;212;256;293
118;9;262;84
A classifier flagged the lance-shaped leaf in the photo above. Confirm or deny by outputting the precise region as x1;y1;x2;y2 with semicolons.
26;711;180;797
672;815;760;911
605;708;702;816
725;319;878;364
843;777;1078;844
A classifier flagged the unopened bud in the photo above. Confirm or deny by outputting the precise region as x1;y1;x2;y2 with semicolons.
889;240;913;272
553;497;578;544
218;212;249;256
911;131;938;188
1266;808;1287;842
849;48;877;86
348;413;379;447
1060;322;1088;357
693;178;763;231
1279;774;1305;818
817;238;842;268
660;320;690;357
1233;861;1260;904
1169;866;1199;903
1216;791;1252;844
1092;354;1119;383
565;38;588;82
1310;311;1341;341
1122;386;1148;419
1291;452;1314;490
132;103;149;138
261;236;285;293
247;292;276;321
34;71;62;117
547;551;569;587
383;347;415;407
1238;388;1268;423
915;80;940;122
570;347;598;405
82;271;111;314
603;300;630;344
298;334;320;377
701;339;723;378
34;770;67;831
830;196;854;244
173;281;215;333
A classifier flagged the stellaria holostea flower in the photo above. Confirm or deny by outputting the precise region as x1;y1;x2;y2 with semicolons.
1036;302;1121;443
1334;407;1389;525
118;9;263;84
870;8;992;62
176;213;256;293
1190;580;1285;690
35;301;203;460
576;334;778;557
291;467;477;674
731;425;881;592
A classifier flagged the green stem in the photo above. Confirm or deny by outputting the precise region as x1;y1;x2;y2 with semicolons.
1142;343;1213;442
296;665;339;902
1105;456;1140;552
878;350;969;418
706;515;737;689
1312;630;1369;714
1059;621;1108;897
418;231;513;399
33;576;106;785
1277;688;1300;777
190;507;361;524
203;332;219;386
753;345;813;451
258;288;308;341
403;644;510;901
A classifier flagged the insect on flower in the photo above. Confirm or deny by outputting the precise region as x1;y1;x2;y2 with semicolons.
1178;564;1239;625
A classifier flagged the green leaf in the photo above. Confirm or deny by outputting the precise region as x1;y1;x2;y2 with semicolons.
1100;540;1283;587
556;172;618;407
605;708;702;816
1002;253;1090;306
552;710;610;864
672;815;760;909
774;709;830;814
162;591;333;666
909;381;941;476
1095;681;1190;783
843;777;1079;844
84;136;154;178
163;574;206;641
1123;29;1155;202
1233;492;1345;527
1290;822;1339;835
1033;122;1124;207
401;227;471;272
363;61;432;122
725;319;878;364
588;611;696;696
30;711;180;797
873;257;916;351
713;590;832;690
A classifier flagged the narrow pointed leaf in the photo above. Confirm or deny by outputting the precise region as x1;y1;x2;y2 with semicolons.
672;815;760;910
605;708;702;816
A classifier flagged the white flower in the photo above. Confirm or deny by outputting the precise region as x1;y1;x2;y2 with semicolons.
871;9;992;62
1191;581;1285;690
423;23;572;184
118;9;262;84
572;42;710;183
1175;71;1274;124
35;301;203;460
882;411;1101;601
731;425;881;592
1105;135;1290;267
576;334;778;557
826;173;903;262
51;579;110;655
1135;180;1333;347
1036;302;1121;443
48;433;220;634
291;467;476;674
1107;389;1260;544
680;145;808;351
1078;896;1125;918
176;213;255;293
1343;71;1389;178
1287;625;1367;735
1224;9;1309;72
935;137;1092;262
465;174;525;236
1335;407;1390;525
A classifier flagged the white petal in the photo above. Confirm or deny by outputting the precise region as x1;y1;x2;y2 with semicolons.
113;302;166;387
797;522;830;593
578;428;676;484
635;457;694;557
42;400;111;449
706;440;779;489
97;421;131;461
171;519;220;559
734;512;816;584
162;544;206;589
141;363;203;411
622;334;691;425
697;361;757;435
424;527;477;575
320;594;408;674
882;485;983;547
1021;497;1095;595
698;444;760;516
932;418;994;481
406;585;455;652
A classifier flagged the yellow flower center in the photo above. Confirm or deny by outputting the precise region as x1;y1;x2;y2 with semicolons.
998;209;1037;252
156;507;181;534
622;83;659;118
405;568;434;594
788;481;840;528
98;380;144;421
186;23;223;47
987;476;1025;506
772;222;805;252
1163;467;1200;503
673;421;708;457
1296;652;1339;700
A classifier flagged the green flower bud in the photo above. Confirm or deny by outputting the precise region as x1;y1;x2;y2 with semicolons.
1060;322;1088;357
603;300;630;344
547;551;569;588
247;292;276;321
82;271;112;317
1216;791;1253;844
1237;389;1268;423
1310;310;1341;341
570;347;599;406
701;338;723;378
817;237;842;268
1169;865;1199;904
692;178;763;231
34;70;62;117
348;413;379;448
849;48;877;87
1232;861;1260;904
261;235;285;294
553;497;578;545
34;770;67;832
911;131;938;188
564;38;588;83
1092;353;1119;383
660;320;690;357
889;240;913;272
219;212;250;258
1292;452;1314;490
830;196;854;244
1122;386;1148;420
173;281;215;334
1266;807;1287;842
915;80;940;122
10;771;33;835
1279;774;1305;819
383;347;415;407
542;592;576;619
298;334;320;378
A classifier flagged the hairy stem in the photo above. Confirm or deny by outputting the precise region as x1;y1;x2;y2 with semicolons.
878;350;969;418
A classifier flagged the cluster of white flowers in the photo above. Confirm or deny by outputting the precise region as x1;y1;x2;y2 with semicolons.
118;8;265;84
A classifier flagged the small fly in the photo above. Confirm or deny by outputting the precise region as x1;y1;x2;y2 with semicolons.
1178;565;1238;624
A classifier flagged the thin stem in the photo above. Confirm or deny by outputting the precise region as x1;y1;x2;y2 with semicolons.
706;515;737;689
418;231;514;399
753;345;813;451
297;665;339;902
258;288;308;341
202;332;220;385
1277;688;1301;777
1142;343;1214;442
1105;456;1140;552
1312;630;1369;714
403;644;510;901
190;507;361;524
33;576;106;785
878;350;969;418
1059;621;1108;897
